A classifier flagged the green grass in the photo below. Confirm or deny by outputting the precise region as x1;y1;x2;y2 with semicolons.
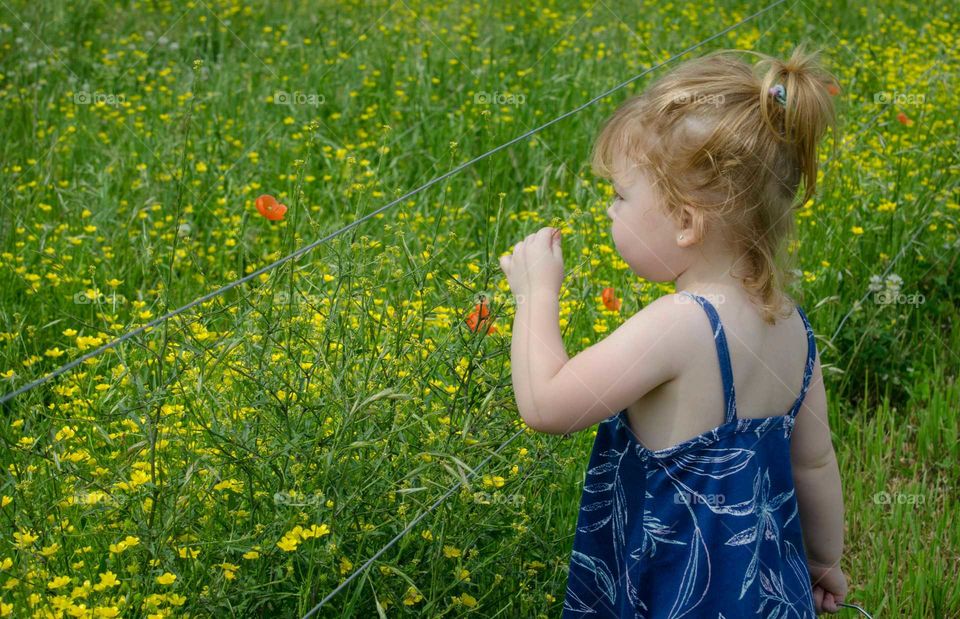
0;0;958;616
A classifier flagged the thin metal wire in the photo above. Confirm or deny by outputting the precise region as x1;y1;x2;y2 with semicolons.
838;601;874;617
0;0;790;408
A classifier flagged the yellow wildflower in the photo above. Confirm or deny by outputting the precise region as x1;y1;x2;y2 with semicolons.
443;545;462;558
155;572;176;585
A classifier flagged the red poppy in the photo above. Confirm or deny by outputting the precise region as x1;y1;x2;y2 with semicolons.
826;83;840;96
466;297;497;334
896;111;913;126
256;194;288;221
601;287;621;312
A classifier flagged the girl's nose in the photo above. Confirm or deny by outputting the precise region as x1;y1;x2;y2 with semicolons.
606;203;615;219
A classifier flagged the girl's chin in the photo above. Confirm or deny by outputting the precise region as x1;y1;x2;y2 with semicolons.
626;257;681;283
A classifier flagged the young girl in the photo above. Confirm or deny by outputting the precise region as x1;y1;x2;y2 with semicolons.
499;44;848;617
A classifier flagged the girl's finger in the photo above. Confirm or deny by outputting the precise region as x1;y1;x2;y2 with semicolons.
542;226;556;247
551;230;563;260
813;586;824;613
823;592;837;613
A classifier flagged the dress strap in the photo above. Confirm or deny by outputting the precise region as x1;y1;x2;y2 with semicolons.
679;291;738;424
788;305;818;420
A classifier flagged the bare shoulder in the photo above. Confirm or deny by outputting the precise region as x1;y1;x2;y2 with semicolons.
535;291;704;434
617;292;707;379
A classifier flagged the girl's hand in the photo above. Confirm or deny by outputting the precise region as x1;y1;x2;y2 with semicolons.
499;227;564;299
808;560;848;614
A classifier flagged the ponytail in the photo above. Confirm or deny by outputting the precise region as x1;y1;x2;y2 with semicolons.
755;43;840;209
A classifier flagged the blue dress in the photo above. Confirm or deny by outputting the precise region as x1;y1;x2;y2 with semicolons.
562;291;818;618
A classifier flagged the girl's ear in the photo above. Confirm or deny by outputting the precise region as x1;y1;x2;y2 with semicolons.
676;205;701;248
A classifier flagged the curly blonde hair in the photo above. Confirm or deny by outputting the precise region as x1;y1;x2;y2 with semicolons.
592;43;839;324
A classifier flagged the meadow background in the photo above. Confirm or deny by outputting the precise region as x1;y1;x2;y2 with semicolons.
1;0;958;617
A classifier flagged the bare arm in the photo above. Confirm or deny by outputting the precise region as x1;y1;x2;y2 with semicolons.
509;289;570;431
790;350;845;567
511;292;682;435
510;295;568;427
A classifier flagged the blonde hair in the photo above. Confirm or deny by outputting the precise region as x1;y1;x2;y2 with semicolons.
592;43;839;324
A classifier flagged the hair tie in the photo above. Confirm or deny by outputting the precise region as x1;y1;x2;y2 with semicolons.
769;83;787;107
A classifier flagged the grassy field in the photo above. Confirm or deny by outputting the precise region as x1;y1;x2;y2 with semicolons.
1;0;958;616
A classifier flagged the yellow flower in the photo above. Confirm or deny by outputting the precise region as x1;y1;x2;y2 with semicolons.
481;475;505;489
339;556;353;575
155;572;176;585
213;479;243;493
13;530;37;549
303;524;330;539
93;606;120;617
39;543;60;558
109;535;140;554
458;592;478;608
220;563;239;580
403;585;424;606
93;571;119;591
851;226;864;235
443;545;461;558
47;575;71;590
242;550;260;560
276;536;299;552
167;594;187;606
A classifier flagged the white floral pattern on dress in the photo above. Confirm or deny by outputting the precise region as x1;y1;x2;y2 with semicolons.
562;293;818;618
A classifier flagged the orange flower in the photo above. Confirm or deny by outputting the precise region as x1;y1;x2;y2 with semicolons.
601;287;621;312
255;194;287;221
826;82;840;96
465;297;496;335
896;111;913;126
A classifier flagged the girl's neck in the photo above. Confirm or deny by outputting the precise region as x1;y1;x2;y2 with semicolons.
674;259;746;299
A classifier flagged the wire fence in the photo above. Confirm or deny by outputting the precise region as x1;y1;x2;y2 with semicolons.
8;0;949;615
